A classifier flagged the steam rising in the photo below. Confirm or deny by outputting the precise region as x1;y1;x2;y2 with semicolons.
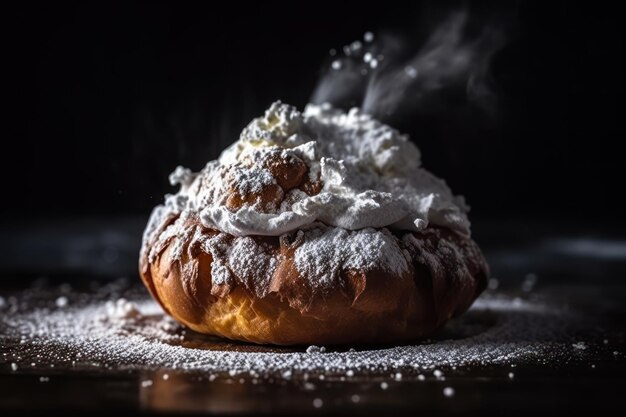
311;10;506;120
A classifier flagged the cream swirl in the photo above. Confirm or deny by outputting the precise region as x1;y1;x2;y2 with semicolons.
150;101;471;237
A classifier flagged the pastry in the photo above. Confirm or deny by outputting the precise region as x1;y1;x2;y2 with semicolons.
139;102;488;345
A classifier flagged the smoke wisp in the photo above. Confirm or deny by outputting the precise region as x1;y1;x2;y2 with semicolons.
311;9;507;121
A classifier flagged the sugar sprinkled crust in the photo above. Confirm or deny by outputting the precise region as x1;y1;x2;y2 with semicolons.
293;227;410;290
139;212;487;344
142;212;418;299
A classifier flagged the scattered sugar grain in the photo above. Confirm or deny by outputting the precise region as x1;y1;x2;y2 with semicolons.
443;387;455;397
55;296;68;308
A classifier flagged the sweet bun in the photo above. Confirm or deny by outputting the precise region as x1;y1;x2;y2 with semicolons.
140;214;487;345
139;101;489;345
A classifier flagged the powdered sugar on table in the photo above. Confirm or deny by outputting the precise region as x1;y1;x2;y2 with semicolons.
1;280;618;380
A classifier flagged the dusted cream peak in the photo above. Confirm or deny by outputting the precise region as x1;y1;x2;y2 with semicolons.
147;101;471;240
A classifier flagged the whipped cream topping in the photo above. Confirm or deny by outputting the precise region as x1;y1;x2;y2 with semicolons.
153;101;470;237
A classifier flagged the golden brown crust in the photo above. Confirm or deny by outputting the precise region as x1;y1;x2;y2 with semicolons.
139;213;488;346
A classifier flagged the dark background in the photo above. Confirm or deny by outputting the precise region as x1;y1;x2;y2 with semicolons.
2;4;626;415
3;1;624;224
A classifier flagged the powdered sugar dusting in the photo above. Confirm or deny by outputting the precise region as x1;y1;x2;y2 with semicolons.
201;233;280;297
294;226;410;289
1;282;618;379
104;298;142;321
144;212;452;297
230;165;277;196
204;233;234;287
227;237;279;297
